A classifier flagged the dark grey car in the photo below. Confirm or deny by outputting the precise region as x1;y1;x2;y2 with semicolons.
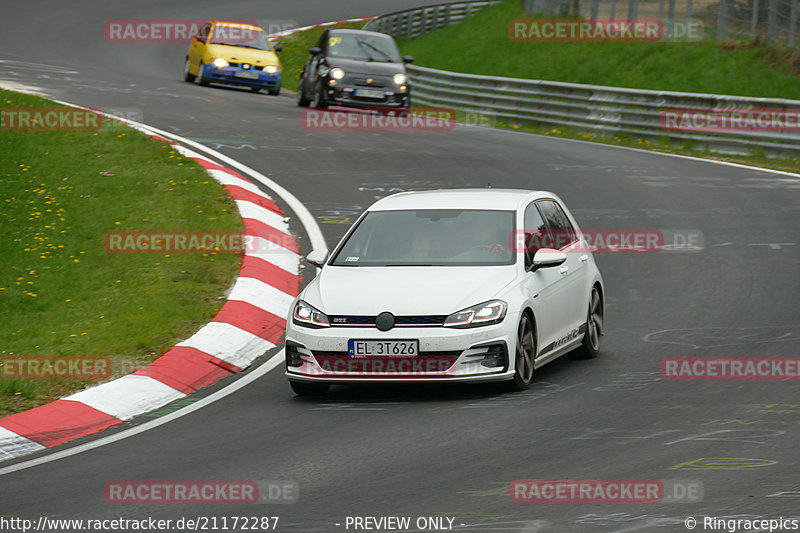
297;29;413;113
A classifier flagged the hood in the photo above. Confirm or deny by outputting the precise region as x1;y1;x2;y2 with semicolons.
206;44;279;66
303;266;519;316
324;57;404;77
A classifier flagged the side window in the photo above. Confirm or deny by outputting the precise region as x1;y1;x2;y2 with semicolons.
196;23;211;42
523;202;547;269
536;200;577;250
316;31;328;53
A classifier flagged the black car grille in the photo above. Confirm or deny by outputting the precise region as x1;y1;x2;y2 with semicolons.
328;315;448;327
353;78;386;88
309;351;460;375
224;63;267;71
311;350;461;357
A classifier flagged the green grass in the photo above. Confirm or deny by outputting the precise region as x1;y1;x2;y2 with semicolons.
273;21;366;92
0;89;243;416
397;0;800;99
395;0;800;171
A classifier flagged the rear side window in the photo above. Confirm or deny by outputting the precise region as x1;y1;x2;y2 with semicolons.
536;200;577;250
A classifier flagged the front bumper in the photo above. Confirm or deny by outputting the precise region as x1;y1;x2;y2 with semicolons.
202;64;281;89
285;319;517;383
322;83;409;109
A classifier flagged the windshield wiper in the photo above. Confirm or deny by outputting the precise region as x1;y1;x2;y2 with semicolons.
354;38;393;62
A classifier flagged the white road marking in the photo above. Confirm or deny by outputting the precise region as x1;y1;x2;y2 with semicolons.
0;351;284;477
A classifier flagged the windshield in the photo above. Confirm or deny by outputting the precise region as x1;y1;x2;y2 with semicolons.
210;25;273;51
327;33;402;62
330;209;516;266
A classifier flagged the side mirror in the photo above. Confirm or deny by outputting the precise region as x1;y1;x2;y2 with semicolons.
273;44;283;52
306;249;329;268
309;47;321;55
403;55;414;64
530;248;567;271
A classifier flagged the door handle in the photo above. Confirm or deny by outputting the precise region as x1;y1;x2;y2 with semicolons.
559;266;569;275
580;255;588;263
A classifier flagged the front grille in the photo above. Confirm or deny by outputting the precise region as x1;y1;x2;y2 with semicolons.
354;79;386;88
220;63;268;71
328;315;448;327
311;350;462;357
310;351;461;374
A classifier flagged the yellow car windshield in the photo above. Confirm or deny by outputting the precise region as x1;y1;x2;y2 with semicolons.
210;25;273;51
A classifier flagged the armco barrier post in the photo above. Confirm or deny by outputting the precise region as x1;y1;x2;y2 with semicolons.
717;0;727;38
768;0;777;41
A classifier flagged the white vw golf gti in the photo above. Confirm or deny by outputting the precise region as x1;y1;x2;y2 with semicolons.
285;189;604;395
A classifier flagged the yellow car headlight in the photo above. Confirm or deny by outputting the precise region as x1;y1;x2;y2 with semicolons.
212;57;229;68
264;65;279;74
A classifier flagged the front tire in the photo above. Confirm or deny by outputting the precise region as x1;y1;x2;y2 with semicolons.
268;85;281;96
504;313;536;391
290;381;330;396
183;58;195;82
194;62;209;86
311;80;327;108
571;286;603;360
296;81;310;106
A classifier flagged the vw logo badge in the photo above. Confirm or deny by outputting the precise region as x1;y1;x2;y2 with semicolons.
375;312;395;332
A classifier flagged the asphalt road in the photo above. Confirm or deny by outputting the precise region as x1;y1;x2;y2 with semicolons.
1;1;799;531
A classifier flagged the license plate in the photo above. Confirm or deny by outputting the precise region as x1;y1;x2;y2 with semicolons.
354;88;384;99
348;340;418;357
237;71;260;79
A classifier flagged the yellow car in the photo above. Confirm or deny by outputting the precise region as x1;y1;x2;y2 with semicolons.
184;20;282;95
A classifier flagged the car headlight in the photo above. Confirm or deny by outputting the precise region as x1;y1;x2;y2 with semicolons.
264;65;279;74
212;57;229;68
443;300;507;329
292;300;330;328
393;73;407;85
330;67;345;80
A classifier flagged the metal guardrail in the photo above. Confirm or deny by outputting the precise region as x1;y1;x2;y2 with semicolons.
407;64;800;157
362;0;501;39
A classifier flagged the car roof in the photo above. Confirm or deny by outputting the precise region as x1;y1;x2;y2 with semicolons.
367;189;554;211
208;20;263;31
328;29;395;39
